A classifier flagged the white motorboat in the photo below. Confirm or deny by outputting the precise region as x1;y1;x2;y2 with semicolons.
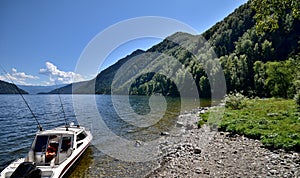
0;123;92;178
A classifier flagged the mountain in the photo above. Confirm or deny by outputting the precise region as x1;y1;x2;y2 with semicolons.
18;84;66;94
47;49;145;94
0;80;28;94
47;1;300;99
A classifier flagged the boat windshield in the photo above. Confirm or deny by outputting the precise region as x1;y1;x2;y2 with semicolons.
32;134;74;164
34;135;48;152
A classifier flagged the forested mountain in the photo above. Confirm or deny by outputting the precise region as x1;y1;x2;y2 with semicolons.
0;80;28;94
47;49;145;94
48;1;300;99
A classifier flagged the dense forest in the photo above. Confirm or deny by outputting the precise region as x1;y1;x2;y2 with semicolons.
50;0;300;100
0;80;28;94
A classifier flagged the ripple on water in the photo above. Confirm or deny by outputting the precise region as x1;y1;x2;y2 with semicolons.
0;95;204;176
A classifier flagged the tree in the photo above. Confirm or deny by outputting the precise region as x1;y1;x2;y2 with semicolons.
265;60;294;98
253;61;268;97
251;0;300;33
261;40;274;61
199;76;211;98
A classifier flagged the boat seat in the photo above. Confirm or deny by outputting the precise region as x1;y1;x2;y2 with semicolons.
34;152;45;165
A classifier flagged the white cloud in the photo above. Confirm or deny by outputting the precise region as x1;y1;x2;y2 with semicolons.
11;68;39;80
0;68;39;85
39;62;85;84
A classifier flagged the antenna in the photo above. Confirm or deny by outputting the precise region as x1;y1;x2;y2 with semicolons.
54;81;69;131
0;65;43;131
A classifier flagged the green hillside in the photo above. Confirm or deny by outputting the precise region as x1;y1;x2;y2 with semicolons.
0;80;28;94
48;1;300;99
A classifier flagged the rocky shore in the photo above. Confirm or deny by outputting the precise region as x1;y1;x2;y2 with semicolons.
146;109;300;178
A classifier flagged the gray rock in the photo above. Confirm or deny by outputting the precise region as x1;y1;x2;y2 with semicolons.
161;132;170;136
269;169;277;175
186;124;194;130
134;140;143;147
194;147;201;154
195;167;202;174
199;110;206;114
176;121;184;127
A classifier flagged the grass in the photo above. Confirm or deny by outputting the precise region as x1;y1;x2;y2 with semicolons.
198;98;300;151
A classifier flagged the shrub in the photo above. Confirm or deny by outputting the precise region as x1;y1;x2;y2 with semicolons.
225;92;248;110
295;91;300;110
197;120;206;128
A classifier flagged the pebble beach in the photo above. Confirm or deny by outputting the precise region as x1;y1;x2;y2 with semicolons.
146;109;300;178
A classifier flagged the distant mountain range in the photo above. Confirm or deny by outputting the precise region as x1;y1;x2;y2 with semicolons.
0;80;28;94
18;84;66;94
0;81;67;94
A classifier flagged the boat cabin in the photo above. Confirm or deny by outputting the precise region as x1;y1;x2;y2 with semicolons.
26;127;88;167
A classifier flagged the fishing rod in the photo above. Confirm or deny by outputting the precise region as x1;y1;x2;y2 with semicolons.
54;80;69;131
0;65;43;131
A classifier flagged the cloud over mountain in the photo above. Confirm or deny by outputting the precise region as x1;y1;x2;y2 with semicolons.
0;68;39;85
39;62;85;84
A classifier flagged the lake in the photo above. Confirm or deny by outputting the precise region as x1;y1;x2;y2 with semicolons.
0;94;208;177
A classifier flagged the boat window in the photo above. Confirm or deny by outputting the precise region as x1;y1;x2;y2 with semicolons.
61;137;72;151
34;136;48;152
76;131;87;142
77;142;83;148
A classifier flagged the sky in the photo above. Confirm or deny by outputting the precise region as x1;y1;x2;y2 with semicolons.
0;0;248;86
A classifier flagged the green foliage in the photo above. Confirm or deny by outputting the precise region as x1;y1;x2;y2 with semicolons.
265;60;295;98
252;59;300;99
197;111;209;128
203;2;255;57
293;62;300;108
253;61;268;97
295;91;300;109
251;0;300;33
129;72;180;97
219;98;300;151
225;92;248;110
197;120;206;128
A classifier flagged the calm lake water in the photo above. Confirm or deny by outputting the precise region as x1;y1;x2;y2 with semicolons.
0;95;209;177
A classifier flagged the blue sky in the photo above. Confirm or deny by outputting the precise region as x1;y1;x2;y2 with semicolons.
0;0;248;86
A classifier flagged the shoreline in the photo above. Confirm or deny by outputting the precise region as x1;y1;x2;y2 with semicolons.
145;108;300;177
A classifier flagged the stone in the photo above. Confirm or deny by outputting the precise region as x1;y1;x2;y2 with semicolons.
186;124;194;130
134;140;143;147
176;121;184;127
199;110;206;114
195;167;202;174
194;147;201;154
269;170;277;175
161;132;170;136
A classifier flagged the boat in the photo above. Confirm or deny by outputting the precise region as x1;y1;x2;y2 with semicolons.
0;67;92;178
0;123;92;178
